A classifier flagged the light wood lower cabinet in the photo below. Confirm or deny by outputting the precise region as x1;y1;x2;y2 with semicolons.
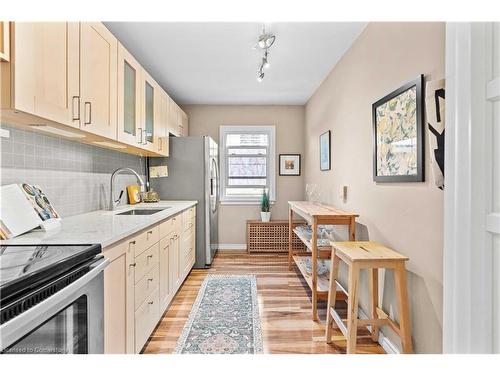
103;239;135;354
134;288;160;353
103;206;196;353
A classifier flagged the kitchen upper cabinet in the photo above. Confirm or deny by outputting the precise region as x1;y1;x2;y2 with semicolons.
7;22;80;128
103;240;135;354
155;91;169;156
167;99;189;138
80;22;117;139
0;22;10;61
1;21;183;156
180;109;189;137
117;43;142;146
167;98;180;137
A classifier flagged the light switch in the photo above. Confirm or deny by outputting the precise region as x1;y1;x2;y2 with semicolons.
341;186;348;202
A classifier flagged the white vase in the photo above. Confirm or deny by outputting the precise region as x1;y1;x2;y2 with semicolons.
261;211;271;222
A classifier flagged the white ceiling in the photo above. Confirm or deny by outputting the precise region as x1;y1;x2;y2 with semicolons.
105;22;366;105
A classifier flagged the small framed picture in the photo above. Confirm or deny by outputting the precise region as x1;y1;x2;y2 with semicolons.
279;154;301;176
319;130;331;171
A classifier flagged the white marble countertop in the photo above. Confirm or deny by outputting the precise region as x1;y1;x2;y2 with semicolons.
0;201;197;248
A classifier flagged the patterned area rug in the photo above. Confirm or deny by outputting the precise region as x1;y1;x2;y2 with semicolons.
173;274;263;354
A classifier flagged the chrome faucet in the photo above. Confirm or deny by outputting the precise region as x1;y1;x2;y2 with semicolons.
109;168;145;211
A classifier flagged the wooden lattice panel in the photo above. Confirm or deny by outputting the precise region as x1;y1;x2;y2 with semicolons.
247;220;306;253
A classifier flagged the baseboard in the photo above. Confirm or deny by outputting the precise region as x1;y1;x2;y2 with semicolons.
216;243;247;251
358;309;401;354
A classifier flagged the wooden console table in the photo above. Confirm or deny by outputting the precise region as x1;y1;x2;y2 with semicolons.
288;201;359;321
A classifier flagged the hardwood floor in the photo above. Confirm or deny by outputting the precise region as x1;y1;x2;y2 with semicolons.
142;252;385;354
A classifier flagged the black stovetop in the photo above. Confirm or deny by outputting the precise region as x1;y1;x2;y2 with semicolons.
0;244;101;302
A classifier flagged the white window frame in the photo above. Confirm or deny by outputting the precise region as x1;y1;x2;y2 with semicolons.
219;125;276;204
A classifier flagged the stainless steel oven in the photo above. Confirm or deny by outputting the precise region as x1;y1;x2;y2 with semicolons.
0;245;109;354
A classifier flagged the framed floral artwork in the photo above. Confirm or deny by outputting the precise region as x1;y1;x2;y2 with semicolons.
372;75;424;182
279;154;301;176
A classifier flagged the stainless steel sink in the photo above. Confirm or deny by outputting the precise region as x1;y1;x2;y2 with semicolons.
116;208;168;216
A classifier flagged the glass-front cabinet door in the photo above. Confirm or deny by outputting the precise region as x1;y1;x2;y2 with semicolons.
140;70;159;152
117;43;141;146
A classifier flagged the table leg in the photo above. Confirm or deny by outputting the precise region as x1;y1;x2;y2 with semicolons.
346;263;360;354
288;207;293;270
370;268;379;342
394;262;413;353
326;251;340;344
311;218;318;321
349;217;356;241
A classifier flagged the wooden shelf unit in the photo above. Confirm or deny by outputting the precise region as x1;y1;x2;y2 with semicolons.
288;201;358;321
247;220;306;253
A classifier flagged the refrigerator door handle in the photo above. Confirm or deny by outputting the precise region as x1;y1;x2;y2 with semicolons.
211;158;219;213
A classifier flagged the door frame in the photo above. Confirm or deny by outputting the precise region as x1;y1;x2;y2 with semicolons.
443;22;495;353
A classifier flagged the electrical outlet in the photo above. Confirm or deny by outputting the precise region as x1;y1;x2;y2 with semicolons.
149;165;168;178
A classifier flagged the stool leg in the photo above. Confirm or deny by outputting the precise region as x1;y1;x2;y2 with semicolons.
346;263;360;354
288;208;293;270
370;268;379;342
394;262;413;353
326;252;340;344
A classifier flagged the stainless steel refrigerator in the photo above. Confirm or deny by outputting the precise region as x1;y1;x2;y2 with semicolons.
150;136;219;267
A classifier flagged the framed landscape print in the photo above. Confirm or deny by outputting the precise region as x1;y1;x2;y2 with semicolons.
279;154;301;176
319;130;331;171
372;75;424;182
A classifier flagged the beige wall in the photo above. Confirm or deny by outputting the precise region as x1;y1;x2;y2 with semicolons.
305;22;445;353
183;105;305;245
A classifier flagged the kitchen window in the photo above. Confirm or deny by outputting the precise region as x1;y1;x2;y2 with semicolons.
219;126;276;203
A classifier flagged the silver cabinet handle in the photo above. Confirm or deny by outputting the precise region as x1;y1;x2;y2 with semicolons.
84;102;91;125
148;301;154;305
72;96;80;121
158;137;162;151
143;129;147;145
138;127;143;144
147;230;153;235
129;263;136;268
129;240;136;245
147;278;153;282
147;255;153;259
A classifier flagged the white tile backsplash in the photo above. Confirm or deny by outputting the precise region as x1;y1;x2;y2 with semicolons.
1;125;146;217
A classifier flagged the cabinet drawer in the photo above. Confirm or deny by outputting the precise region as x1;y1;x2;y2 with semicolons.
135;265;159;310
159;214;181;238
182;210;195;233
181;244;195;277
134;288;159;353
134;243;159;283
133;225;159;257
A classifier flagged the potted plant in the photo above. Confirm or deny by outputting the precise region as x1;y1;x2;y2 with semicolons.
260;189;271;222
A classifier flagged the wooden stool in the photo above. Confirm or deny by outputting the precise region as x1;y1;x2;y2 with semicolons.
325;241;413;354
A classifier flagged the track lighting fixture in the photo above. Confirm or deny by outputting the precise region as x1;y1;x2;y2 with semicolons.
255;25;275;82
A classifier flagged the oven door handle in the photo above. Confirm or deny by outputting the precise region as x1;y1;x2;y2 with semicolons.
0;257;110;352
